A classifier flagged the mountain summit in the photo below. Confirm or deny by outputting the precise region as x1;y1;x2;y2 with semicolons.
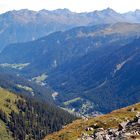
1;8;140;50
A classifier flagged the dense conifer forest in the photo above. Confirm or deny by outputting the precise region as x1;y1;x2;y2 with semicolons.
0;96;76;140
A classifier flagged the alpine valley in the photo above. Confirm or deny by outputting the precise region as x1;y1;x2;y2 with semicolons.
0;8;140;140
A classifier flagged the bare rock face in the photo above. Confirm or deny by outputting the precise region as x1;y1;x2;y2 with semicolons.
80;115;140;140
138;119;140;124
85;127;94;131
118;121;129;131
130;108;136;112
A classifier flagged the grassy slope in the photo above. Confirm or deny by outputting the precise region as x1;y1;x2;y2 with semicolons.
0;87;21;140
45;103;140;140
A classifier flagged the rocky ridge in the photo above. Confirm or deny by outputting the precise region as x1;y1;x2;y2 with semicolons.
82;113;140;140
45;103;140;140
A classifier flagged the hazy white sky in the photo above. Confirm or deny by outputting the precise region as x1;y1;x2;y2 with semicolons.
0;0;140;13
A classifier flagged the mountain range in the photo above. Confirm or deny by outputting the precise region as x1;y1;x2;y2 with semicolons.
0;7;140;140
0;22;140;114
1;8;140;51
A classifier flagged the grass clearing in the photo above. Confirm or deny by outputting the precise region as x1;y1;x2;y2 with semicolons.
16;84;33;92
0;63;30;70
63;97;82;106
32;73;48;83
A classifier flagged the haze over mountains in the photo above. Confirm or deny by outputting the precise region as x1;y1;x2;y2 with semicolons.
0;7;140;140
1;8;140;50
0;22;140;114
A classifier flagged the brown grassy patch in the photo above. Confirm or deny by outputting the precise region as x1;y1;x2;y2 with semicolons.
45;103;140;140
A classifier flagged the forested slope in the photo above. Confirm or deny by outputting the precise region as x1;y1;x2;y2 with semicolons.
0;88;76;140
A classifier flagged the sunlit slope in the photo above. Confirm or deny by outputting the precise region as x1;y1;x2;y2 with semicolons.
45;103;140;140
0;88;21;140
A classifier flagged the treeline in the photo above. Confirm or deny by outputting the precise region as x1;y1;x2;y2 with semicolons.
0;72;54;103
0;97;76;140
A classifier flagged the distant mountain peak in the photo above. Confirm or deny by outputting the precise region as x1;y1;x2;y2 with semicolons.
38;8;72;15
135;9;140;12
52;8;72;14
135;9;140;15
106;7;115;11
101;7;118;14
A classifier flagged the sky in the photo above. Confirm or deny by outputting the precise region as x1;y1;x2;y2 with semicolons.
0;0;140;14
